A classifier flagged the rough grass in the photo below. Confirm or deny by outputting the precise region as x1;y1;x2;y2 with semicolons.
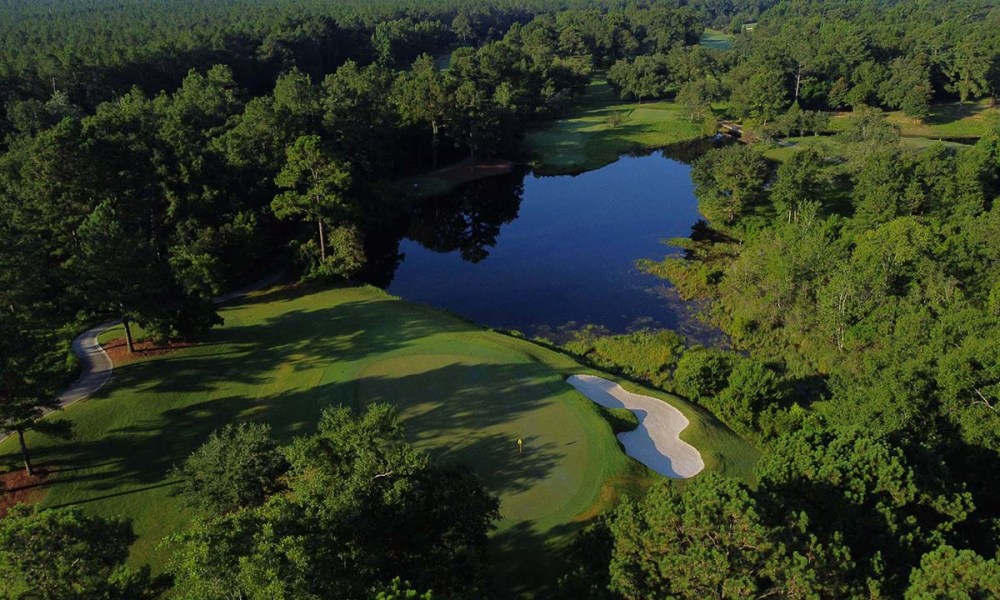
525;79;704;175
1;284;757;597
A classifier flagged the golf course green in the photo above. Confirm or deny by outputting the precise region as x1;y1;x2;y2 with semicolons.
0;283;757;595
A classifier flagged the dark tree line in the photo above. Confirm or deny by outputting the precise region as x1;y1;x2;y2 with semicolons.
722;0;1000;122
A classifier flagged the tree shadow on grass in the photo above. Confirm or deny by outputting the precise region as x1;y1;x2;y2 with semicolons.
435;433;563;497
101;297;475;397
924;102;985;126
489;520;587;598
6;359;580;515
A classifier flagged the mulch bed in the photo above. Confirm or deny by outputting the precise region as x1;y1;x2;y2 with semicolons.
102;337;194;364
0;469;49;517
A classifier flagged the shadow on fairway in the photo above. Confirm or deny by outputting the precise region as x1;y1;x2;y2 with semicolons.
490;520;585;598
2;359;569;513
101;298;473;396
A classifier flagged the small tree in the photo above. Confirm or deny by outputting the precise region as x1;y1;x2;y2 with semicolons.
718;358;783;430
172;422;288;514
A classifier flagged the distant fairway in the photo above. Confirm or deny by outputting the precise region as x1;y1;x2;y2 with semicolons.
699;28;734;50
525;79;704;175
827;100;997;140
0;284;757;596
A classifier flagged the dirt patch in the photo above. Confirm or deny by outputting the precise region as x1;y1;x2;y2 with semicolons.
0;469;49;517
103;337;193;364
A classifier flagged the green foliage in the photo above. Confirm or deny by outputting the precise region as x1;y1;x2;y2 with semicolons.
608;54;673;103
0;505;161;600
691;144;770;225
566;328;685;387
166;404;500;599
905;545;1000;600
273;134;355;269
172;422;289;514
837;105;901;159
673;347;735;400
881;55;932;120
717;358;783;430
608;474;809;599
770;147;827;220
676;78;719;123
756;425;974;596
372;578;433;600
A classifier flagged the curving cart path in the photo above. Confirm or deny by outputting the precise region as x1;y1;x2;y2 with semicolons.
2;270;285;441
567;374;704;479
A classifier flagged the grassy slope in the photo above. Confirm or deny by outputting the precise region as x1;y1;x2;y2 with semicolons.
1;284;757;597
525;78;704;175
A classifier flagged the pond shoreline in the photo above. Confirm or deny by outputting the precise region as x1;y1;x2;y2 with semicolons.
375;148;727;346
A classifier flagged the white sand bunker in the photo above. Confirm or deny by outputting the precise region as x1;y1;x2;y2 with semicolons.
567;374;704;478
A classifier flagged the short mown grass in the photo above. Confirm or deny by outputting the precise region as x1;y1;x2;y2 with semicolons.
525;79;705;175
1;283;757;597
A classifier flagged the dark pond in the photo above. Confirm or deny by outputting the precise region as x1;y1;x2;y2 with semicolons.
370;144;725;343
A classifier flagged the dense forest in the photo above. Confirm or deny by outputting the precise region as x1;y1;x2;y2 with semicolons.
2;0;1000;597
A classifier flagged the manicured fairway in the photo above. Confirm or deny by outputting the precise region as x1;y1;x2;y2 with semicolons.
525;79;704;175
0;283;757;596
699;28;734;50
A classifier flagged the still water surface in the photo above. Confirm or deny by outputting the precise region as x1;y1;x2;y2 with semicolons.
383;149;719;342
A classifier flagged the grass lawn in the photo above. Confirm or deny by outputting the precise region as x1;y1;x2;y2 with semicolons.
829;100;998;140
525;78;704;175
699;28;734;51
761;134;973;162
1;283;757;597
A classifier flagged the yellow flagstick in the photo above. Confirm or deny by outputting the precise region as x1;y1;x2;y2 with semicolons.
517;438;523;454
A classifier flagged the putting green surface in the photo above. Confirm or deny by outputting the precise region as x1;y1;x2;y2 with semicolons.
1;283;757;596
525;78;704;175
